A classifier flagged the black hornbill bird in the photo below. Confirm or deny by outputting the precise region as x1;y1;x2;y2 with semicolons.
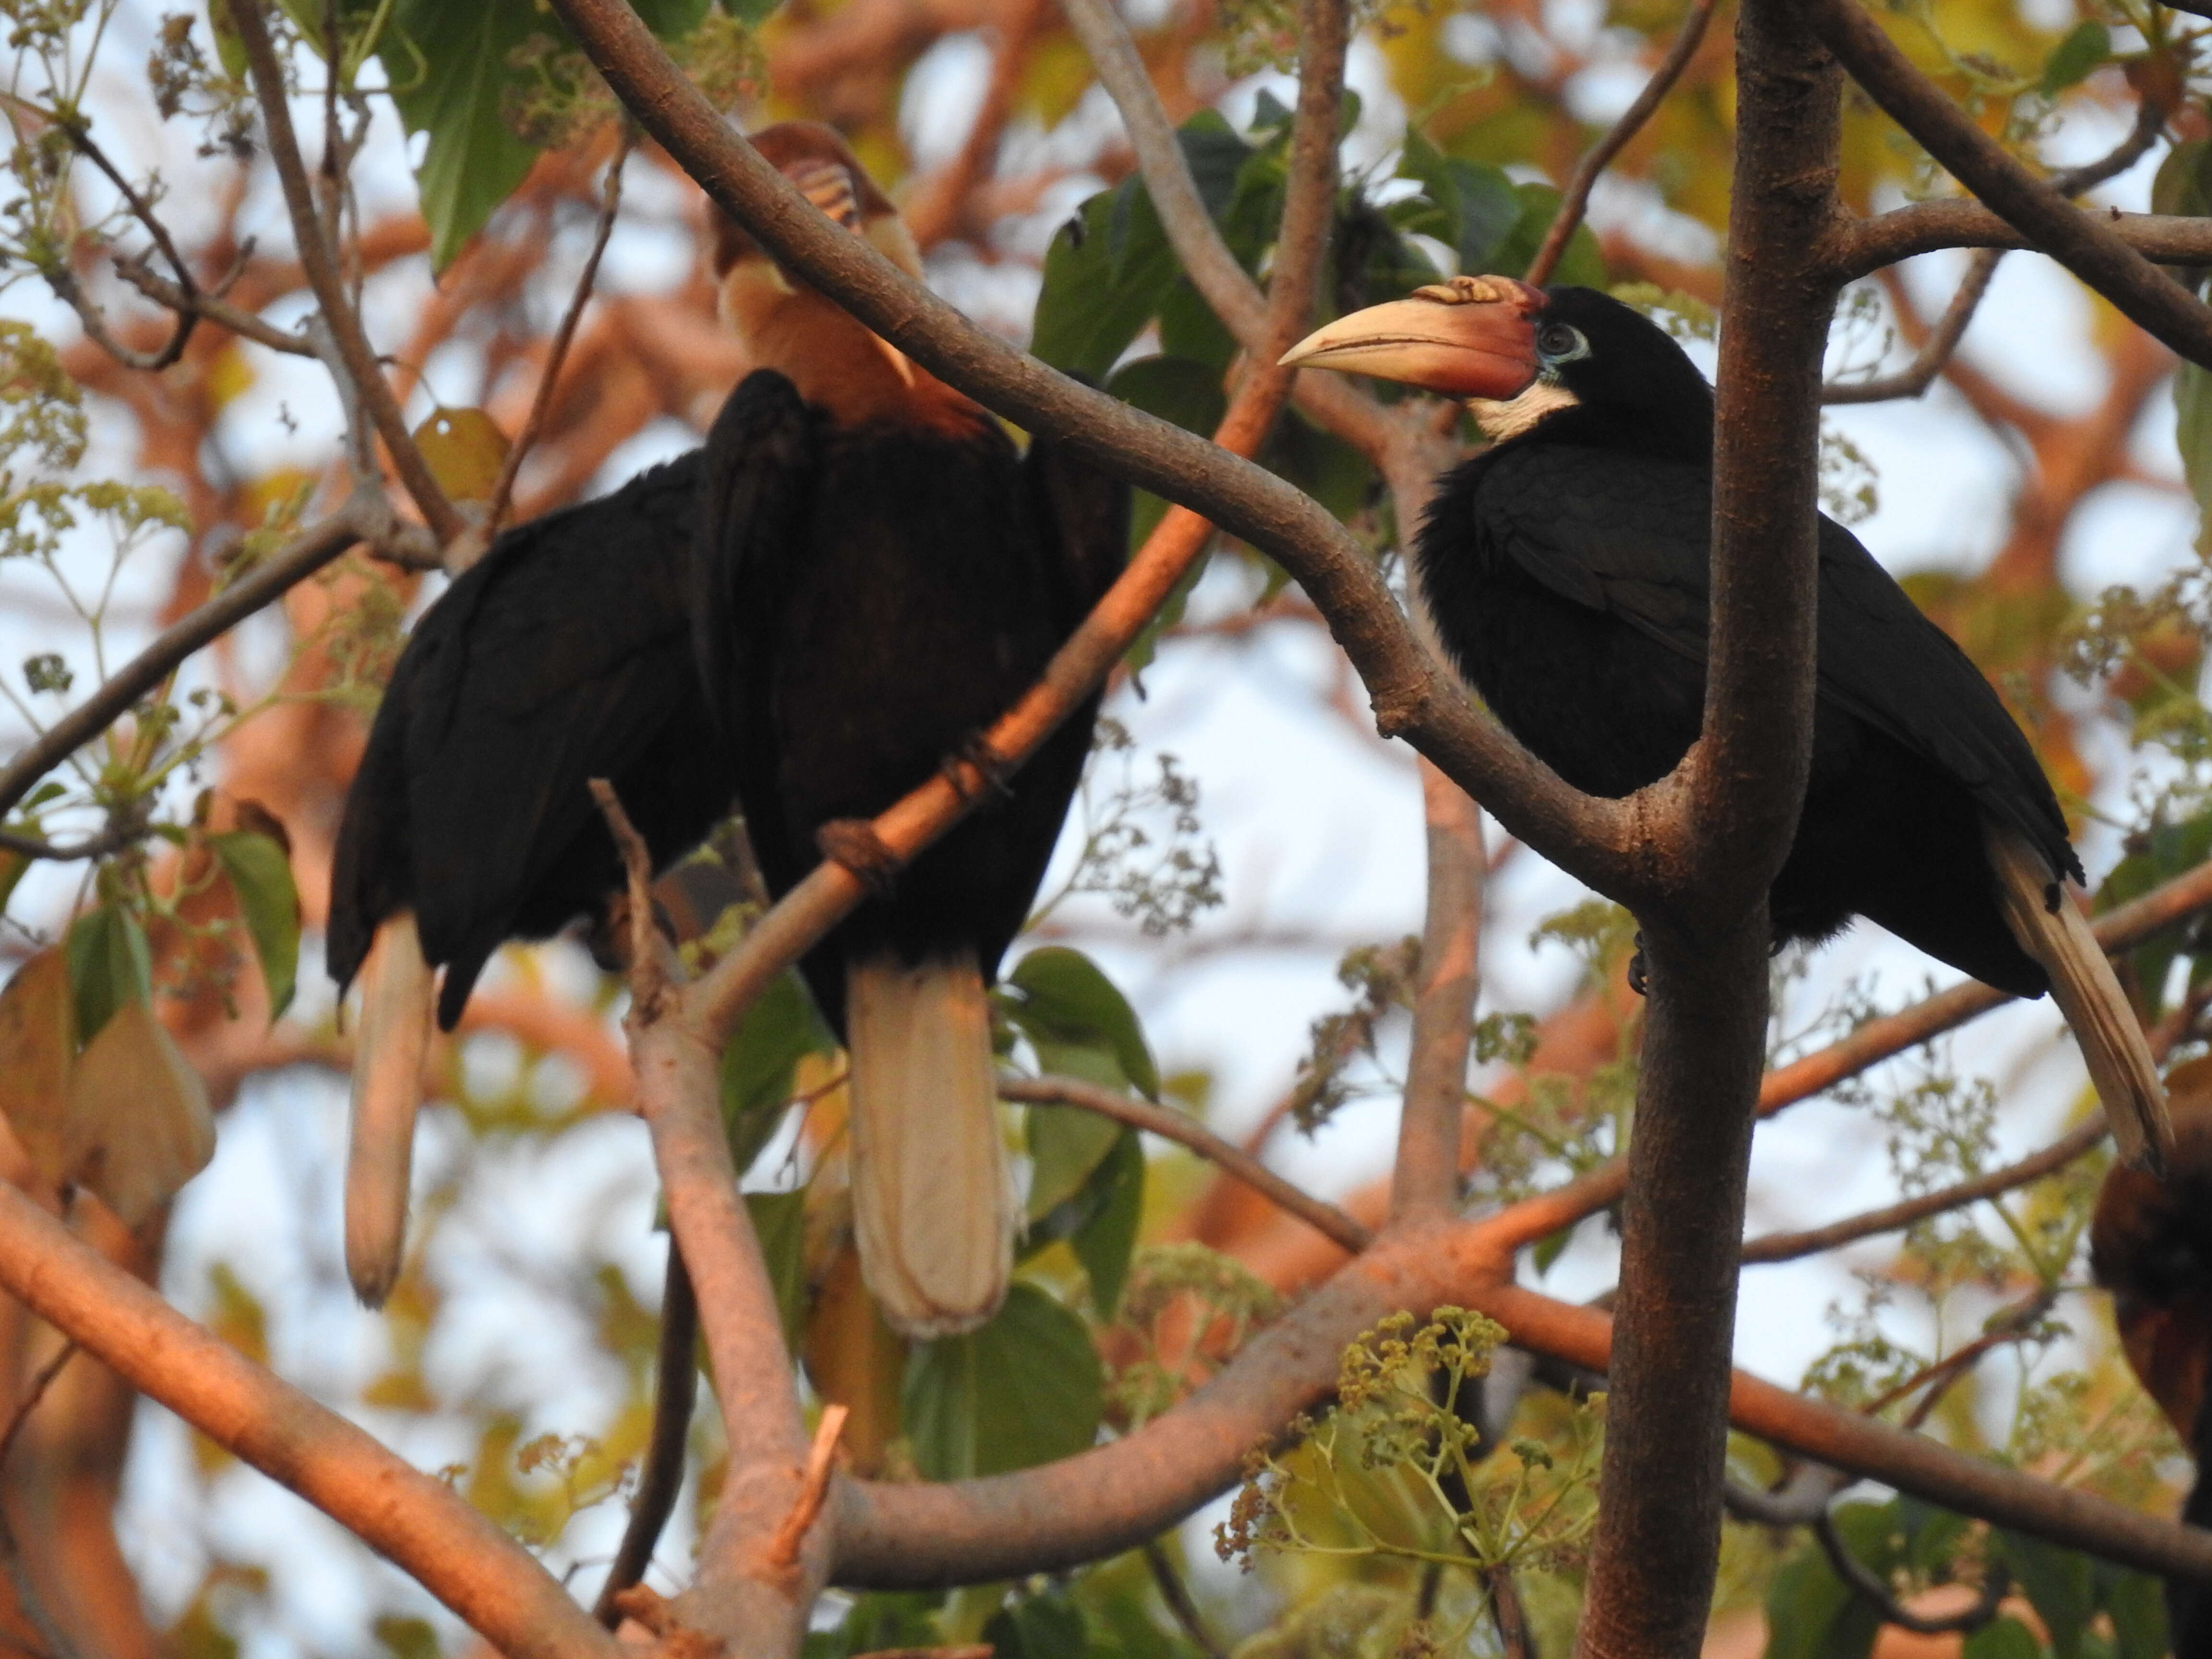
1282;276;2171;1170
330;124;1123;1329
2093;1083;2212;1654
327;452;734;1305
693;123;1127;1338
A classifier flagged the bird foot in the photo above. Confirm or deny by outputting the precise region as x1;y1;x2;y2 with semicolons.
817;818;900;895
941;731;1014;803
1625;934;1649;998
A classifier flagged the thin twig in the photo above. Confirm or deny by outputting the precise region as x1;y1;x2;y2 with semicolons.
587;779;672;1022
1142;1540;1227;1659
114;258;315;357
1524;0;1718;286
1482;1563;1534;1659
0;505;372;821
1823;249;2003;405
593;1248;697;1627
41;119;200;372
484;141;630;537
1741;1116;2105;1264
999;1074;1371;1250
224;0;464;544
0;1343;74;1472
0;822;142;863
1815;1511;2009;1634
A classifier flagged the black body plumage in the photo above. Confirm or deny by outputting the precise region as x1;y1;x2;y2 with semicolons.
1416;289;2078;996
692;369;1127;1029
328;453;737;1026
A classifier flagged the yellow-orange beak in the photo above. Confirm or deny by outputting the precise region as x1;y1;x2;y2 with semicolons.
1280;274;1546;399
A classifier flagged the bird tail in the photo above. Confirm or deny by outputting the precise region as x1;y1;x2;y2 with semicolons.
346;912;436;1307
1986;822;2173;1174
845;948;1013;1338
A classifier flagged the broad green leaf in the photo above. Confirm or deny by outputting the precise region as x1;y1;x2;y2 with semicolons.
1032;182;1179;379
1996;1531;2094;1659
210;830;300;1019
902;1281;1103;1479
2097;805;2212;1014
720;968;837;1171
802;1592;945;1659
1027;1103;1123;1219
2039;21;2109;96
2096;1563;2169;1659
1396;128;1521;276
377;0;707;270
745;1189;810;1346
66;904;150;1046
2176;362;2212;559
981;1587;1094;1659
1003;947;1159;1100
1963;1619;2045;1659
1760;1502;1901;1659
1069;1130;1143;1317
1104;355;1227;549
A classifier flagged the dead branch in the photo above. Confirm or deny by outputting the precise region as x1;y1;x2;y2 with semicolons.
768;1406;851;1573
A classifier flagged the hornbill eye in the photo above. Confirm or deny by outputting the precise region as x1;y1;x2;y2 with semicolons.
1537;322;1587;363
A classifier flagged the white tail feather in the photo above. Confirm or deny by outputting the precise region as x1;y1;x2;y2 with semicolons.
1986;822;2173;1174
347;912;435;1306
845;949;1012;1338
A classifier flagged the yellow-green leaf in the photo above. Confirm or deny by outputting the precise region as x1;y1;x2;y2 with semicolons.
210;830;300;1019
0;949;75;1189
411;407;509;504
66;998;216;1225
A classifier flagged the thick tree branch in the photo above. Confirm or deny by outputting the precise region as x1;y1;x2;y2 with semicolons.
1523;0;1718;287
0;1183;619;1659
830;1227;2212;1586
1840;205;2212;280
0;505;378;821
1805;0;2212;366
1395;765;1484;1222
1741;1116;2105;1264
224;0;465;546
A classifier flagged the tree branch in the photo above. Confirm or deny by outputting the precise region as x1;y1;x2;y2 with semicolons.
0;505;376;821
1815;1512;2008;1633
999;1075;1371;1250
1523;0;1718;287
0;1182;619;1659
1741;1116;2106;1264
1806;0;2212;366
1840;205;2212;280
223;0;465;546
1394;765;1484;1222
1824;248;2003;405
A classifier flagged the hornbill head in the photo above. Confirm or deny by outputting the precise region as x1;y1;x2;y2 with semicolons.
710;121;966;427
2093;1072;2212;1443
1280;276;1715;447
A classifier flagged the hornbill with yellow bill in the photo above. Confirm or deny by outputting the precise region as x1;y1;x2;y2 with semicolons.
1283;277;2171;1170
2093;1082;2212;1654
692;123;1128;1338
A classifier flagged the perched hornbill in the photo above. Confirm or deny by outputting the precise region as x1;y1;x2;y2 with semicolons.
2093;1080;2212;1654
1282;276;2171;1169
327;453;733;1305
692;123;1127;1337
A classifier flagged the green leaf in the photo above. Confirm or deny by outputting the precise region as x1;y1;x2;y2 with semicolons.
209;830;300;1019
2176;362;2212;561
1105;355;1232;550
1996;1531;2095;1659
1033;183;1178;379
2039;21;2110;96
1027;1103;1123;1219
1963;1618;2046;1659
1003;947;1159;1100
1490;183;1606;288
65;905;150;1047
720;968;836;1172
802;1592;945;1659
902;1281;1103;1479
745;1189;810;1346
982;1587;1094;1659
1760;1503;1902;1659
2098;805;2212;1013
2096;1564;2169;1659
1069;1130;1144;1317
377;0;706;270
1396;129;1520;276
